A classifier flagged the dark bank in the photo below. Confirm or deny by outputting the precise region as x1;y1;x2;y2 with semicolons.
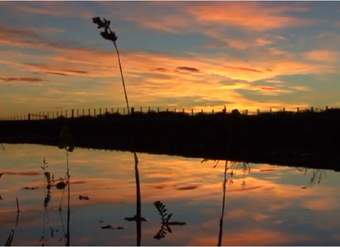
0;109;340;171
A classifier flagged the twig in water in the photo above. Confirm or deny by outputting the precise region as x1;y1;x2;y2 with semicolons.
16;197;20;214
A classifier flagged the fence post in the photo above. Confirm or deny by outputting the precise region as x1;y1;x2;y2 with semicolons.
157;107;160;113
71;109;74;118
191;109;194;116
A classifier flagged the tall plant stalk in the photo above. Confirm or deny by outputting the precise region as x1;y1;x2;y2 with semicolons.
93;17;143;245
92;17;130;114
113;41;130;113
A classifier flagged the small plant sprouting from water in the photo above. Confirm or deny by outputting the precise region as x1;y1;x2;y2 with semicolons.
297;168;326;188
5;198;20;246
41;158;53;208
40;158;55;246
58;125;74;175
58;125;74;246
153;201;186;240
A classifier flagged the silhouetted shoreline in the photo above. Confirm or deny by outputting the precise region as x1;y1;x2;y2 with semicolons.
0;109;339;171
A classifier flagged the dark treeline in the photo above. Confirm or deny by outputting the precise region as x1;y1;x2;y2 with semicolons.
0;109;340;171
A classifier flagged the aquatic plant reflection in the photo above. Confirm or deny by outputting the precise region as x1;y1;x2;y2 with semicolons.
124;152;146;246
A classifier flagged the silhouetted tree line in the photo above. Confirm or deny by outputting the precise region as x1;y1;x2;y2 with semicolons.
0;108;340;171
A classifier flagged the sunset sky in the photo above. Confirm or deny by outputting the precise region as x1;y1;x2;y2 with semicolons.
1;2;340;117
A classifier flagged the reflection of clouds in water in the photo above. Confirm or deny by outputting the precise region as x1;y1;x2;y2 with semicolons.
190;227;311;245
1;145;340;245
0;171;40;176
228;185;263;192
175;184;199;191
302;197;339;211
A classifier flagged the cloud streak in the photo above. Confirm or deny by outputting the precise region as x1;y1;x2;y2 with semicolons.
0;76;45;84
188;3;313;32
176;66;200;73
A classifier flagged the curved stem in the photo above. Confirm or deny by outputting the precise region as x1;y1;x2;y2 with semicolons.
113;41;130;114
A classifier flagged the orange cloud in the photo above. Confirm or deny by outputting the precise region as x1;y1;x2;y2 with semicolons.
126;14;190;33
0;24;79;52
188;3;313;32
304;49;338;63
128;3;313;34
1;45;329;113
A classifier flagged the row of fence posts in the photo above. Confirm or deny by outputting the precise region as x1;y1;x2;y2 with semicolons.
1;105;331;121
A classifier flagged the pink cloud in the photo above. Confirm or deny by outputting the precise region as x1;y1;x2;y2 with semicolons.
304;49;338;63
188;3;314;32
10;2;93;19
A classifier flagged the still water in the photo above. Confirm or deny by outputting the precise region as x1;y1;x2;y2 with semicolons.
0;144;340;245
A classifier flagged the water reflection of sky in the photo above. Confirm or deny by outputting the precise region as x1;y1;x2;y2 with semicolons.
0;144;340;245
